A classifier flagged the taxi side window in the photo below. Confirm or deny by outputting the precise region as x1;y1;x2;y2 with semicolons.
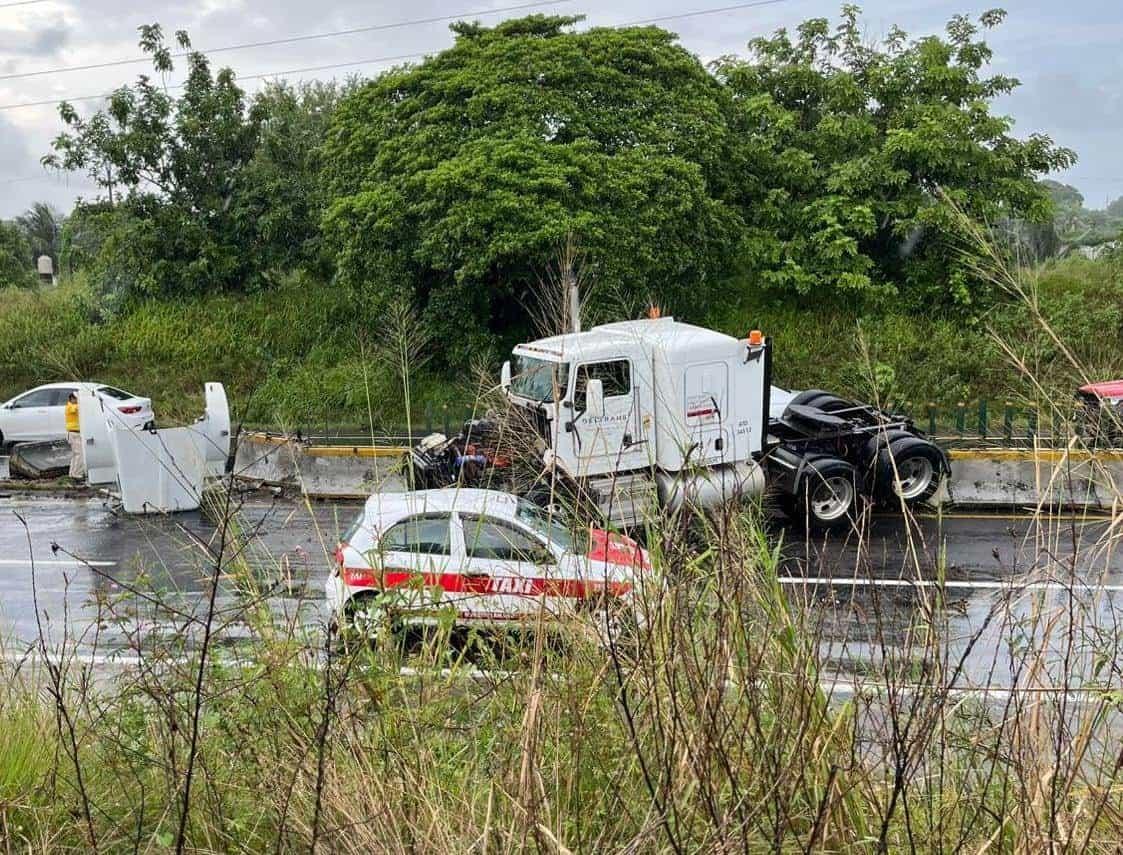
380;515;452;555
461;515;547;563
574;360;630;411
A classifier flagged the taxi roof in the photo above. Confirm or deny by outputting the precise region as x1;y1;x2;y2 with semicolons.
361;488;519;524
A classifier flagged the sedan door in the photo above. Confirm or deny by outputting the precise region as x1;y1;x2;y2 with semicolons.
456;514;559;621
2;387;59;442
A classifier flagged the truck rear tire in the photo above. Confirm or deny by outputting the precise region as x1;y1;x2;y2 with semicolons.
788;390;850;412
871;436;944;506
782;458;858;531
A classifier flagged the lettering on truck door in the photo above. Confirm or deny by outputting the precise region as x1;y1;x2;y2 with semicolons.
570;359;648;473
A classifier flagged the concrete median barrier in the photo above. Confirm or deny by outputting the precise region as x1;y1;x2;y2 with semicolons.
233;432;408;498
232;431;1123;510
941;448;1123;510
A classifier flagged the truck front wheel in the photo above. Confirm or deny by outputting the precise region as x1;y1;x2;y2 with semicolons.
782;458;858;531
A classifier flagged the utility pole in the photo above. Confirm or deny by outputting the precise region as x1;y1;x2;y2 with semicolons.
568;274;580;334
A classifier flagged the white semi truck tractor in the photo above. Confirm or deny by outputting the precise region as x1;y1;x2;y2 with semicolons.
409;317;949;530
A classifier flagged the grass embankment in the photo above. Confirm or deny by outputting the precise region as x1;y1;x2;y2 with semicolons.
0;273;467;428
3;502;1123;851
711;254;1123;410
1;255;1119;428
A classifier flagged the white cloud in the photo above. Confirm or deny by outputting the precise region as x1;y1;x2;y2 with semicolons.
0;0;1119;216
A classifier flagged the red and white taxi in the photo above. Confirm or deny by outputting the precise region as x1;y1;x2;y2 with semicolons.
326;488;650;631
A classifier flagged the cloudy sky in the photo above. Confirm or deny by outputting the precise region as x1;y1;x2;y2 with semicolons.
0;0;1119;218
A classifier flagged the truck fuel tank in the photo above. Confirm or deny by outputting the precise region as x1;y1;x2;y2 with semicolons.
655;460;766;515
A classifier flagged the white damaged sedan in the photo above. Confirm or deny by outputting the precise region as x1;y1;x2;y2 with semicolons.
326;488;650;634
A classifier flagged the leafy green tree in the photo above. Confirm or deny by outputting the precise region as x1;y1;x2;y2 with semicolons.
44;25;337;296
1043;180;1123;248
323;15;745;363
15;202;64;267
45;25;256;296
0;220;34;288
715;6;1076;310
233;81;350;281
0;220;36;287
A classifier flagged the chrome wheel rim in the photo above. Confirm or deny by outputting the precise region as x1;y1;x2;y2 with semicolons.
809;476;854;522
895;456;934;500
347;598;386;636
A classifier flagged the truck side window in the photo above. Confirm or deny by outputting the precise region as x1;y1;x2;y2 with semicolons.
574;360;631;410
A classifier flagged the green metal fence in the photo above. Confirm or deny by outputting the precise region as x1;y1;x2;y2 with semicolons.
250;399;1118;449
887;399;1116;448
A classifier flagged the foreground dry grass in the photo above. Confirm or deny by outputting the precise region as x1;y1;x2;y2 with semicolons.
3;491;1123;853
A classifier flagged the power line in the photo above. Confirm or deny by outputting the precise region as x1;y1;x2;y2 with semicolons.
624;0;788;28
0;0;51;7
0;0;795;113
0;0;576;83
0;51;429;111
0;172;78;186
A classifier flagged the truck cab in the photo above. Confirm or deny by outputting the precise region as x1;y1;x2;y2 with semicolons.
408;316;948;532
502;318;770;525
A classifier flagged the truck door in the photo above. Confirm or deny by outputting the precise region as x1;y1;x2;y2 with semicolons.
569;359;650;474
683;362;730;466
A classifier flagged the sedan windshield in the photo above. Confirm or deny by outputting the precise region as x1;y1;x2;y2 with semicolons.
97;386;135;401
510;355;569;403
516;499;587;554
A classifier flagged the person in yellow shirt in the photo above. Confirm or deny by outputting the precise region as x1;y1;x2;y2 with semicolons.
65;391;85;480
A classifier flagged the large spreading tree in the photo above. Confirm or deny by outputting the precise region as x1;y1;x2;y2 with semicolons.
714;6;1075;309
322;15;746;364
45;26;341;299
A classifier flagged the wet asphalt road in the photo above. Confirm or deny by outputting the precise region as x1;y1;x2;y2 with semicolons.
2;493;1121;688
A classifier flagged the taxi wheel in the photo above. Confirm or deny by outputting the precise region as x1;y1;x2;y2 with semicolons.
341;592;391;643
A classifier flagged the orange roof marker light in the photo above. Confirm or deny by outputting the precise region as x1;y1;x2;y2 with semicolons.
748;329;764;346
647;304;662;320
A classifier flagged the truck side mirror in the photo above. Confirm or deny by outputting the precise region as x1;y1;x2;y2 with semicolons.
585;378;604;419
500;361;512;392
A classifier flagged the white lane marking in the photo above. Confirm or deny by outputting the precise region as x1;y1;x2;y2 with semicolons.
780;576;1123;592
0;559;116;567
0;650;154;667
816;679;1123;703
3;652;1119;705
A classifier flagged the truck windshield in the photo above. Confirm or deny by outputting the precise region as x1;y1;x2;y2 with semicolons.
510;355;569;403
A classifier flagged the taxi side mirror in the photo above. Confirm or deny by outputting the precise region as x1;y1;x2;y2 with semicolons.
500;361;512;392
